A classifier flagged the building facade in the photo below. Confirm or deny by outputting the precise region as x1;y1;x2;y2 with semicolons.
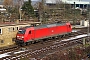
46;0;90;9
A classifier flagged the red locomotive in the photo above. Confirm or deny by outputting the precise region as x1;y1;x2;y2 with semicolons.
15;22;72;45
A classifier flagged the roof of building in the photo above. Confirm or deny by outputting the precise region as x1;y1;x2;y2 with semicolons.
65;1;90;4
0;21;41;27
46;0;90;4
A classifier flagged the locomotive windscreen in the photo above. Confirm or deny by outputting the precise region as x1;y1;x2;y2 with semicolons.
18;30;26;34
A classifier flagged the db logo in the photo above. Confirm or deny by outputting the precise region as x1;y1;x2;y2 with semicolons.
52;30;54;32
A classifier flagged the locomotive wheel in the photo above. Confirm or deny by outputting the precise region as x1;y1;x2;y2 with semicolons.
61;35;65;38
26;42;31;46
35;40;39;43
20;43;26;46
49;37;53;40
31;41;35;44
40;40;44;44
52;36;58;40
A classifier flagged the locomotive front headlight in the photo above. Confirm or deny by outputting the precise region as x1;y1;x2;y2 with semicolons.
21;36;24;38
17;36;19;37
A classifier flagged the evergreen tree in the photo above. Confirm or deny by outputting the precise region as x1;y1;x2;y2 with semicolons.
22;0;34;16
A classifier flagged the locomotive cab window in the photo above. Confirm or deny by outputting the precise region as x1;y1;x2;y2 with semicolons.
18;30;26;34
29;31;31;34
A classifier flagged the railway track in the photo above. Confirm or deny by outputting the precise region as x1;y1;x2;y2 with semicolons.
0;27;89;60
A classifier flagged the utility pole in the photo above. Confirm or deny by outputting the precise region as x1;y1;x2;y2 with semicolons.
39;0;44;24
19;0;24;21
39;2;42;24
64;1;66;20
19;0;21;21
73;2;76;25
42;0;44;24
87;4;90;43
88;10;90;42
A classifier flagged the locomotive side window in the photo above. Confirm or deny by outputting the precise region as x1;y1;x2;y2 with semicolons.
69;25;71;28
29;31;31;34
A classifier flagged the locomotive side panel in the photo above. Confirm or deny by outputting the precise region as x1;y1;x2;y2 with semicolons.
56;25;67;35
48;26;57;36
34;28;50;40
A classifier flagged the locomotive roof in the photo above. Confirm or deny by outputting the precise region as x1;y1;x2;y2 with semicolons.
20;22;69;30
34;22;66;29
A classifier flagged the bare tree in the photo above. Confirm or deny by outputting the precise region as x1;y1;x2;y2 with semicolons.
3;0;13;7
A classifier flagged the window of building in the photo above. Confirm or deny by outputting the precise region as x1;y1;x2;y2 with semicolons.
17;27;18;30
1;40;4;43
13;27;16;31
13;27;14;31
14;27;17;31
8;28;11;32
12;38;16;42
0;28;2;34
8;27;13;32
